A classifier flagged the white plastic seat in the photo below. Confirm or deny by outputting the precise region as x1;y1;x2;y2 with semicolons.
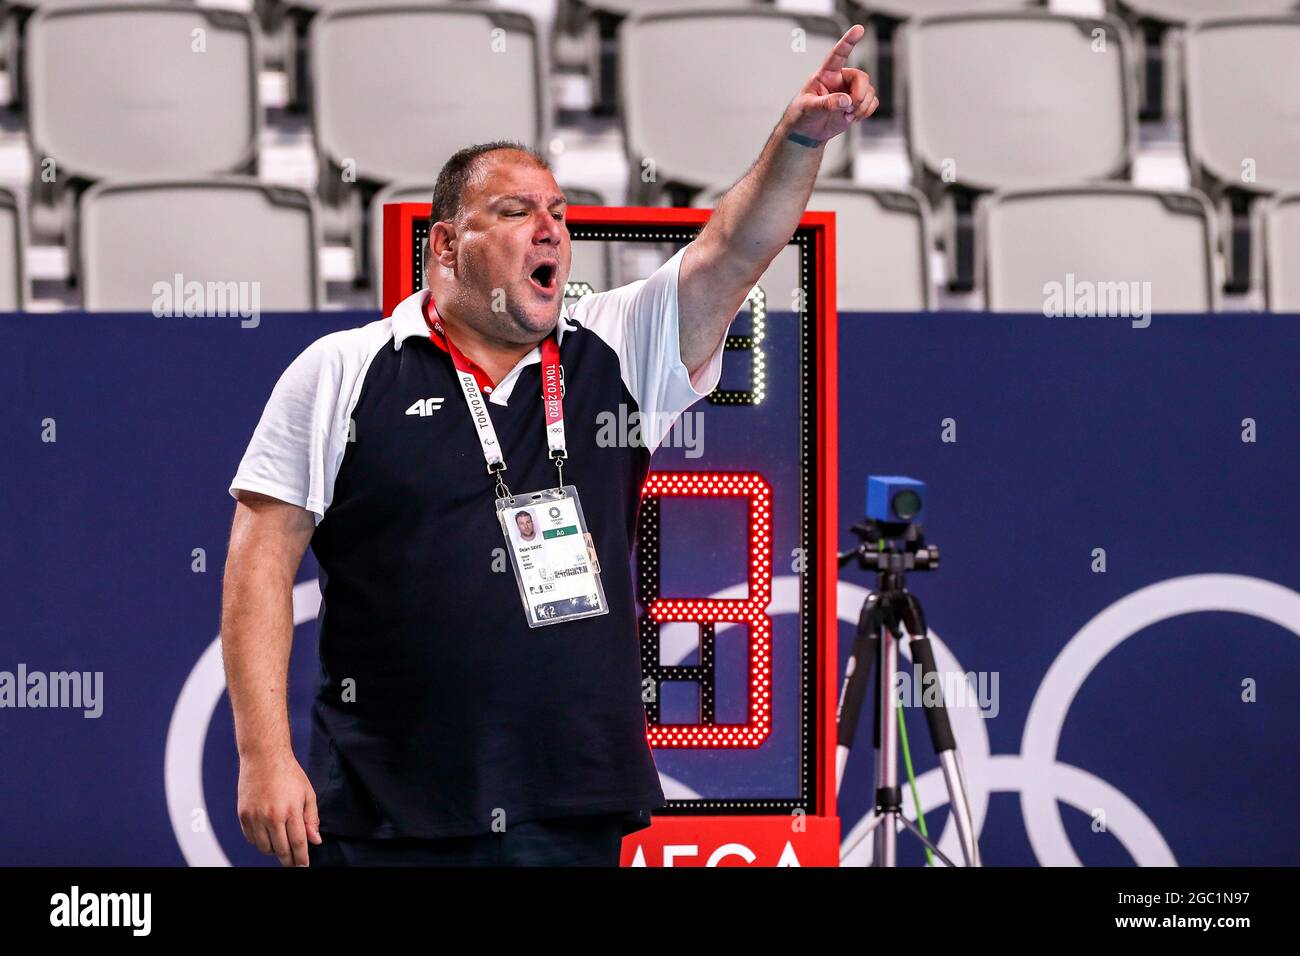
981;185;1219;313
25;1;258;180
804;183;934;311
310;3;546;186
903;10;1135;191
694;179;933;311
1260;193;1300;312
1112;1;1299;24
620;9;854;204
0;187;28;311
78;179;322;311
858;0;1042;19
1183;16;1300;196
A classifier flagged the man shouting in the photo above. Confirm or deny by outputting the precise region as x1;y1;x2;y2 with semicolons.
221;24;877;867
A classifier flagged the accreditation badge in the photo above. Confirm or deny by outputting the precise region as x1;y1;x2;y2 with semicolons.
496;484;609;628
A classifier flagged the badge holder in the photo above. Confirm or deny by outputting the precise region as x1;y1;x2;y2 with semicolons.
493;455;609;628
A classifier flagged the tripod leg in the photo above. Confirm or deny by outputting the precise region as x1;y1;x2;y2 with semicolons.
896;814;959;868
873;607;903;867
938;749;981;866
900;593;982;867
835;594;882;795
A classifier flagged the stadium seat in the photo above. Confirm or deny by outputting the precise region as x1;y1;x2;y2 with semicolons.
561;0;759;115
901;10;1135;292
1183;15;1300;292
1107;2;1299;119
310;3;548;189
980;184;1219;313
693;179;933;311
848;0;1042;17
619;8;854;208
267;0;460;111
1112;1;1299;23
309;2;547;251
1259;192;1300;312
78;179;322;311
903;10;1134;191
1183;16;1300;197
25;2;257;181
369;182;610;308
0;186;28;311
836;0;1042;119
806;182;934;311
585;0;752;11
6;2;217;107
23;1;258;244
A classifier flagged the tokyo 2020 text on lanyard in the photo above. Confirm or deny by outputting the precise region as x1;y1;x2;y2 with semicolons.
428;305;608;628
428;313;566;498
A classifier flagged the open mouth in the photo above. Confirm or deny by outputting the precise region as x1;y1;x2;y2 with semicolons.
528;262;558;295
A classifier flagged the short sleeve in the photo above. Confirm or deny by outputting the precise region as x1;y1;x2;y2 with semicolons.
572;239;731;453
229;330;370;524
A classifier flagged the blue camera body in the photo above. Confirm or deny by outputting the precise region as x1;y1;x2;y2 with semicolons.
866;476;926;524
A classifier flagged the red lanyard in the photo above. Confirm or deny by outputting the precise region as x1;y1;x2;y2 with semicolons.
425;295;566;495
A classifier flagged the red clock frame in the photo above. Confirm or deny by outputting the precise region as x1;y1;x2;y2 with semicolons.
383;203;839;866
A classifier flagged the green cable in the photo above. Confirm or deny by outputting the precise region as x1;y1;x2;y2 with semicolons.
897;699;934;866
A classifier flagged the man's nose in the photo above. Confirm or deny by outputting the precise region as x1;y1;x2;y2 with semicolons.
535;212;563;243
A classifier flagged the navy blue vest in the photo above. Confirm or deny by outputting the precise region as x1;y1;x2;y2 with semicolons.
307;320;665;838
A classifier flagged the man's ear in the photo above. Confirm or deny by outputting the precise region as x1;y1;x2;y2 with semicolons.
428;221;458;271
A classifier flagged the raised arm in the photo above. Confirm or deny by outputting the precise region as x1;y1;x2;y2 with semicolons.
678;23;877;380
221;491;322;866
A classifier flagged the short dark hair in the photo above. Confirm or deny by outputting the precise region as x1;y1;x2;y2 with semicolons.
422;141;552;282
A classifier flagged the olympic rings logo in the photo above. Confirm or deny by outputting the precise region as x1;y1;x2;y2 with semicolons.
166;574;1300;866
831;574;1300;866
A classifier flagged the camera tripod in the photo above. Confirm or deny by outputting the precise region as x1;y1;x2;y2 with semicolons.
836;519;981;867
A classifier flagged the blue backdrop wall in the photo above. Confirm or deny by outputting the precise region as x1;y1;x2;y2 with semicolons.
1;311;1296;866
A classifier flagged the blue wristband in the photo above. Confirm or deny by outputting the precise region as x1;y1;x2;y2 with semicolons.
786;131;824;149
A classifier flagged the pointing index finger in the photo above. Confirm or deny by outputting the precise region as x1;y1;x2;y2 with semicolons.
817;24;865;77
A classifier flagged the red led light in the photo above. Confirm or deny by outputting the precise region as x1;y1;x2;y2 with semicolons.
639;472;773;748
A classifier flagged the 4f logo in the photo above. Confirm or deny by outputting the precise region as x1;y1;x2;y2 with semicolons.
405;397;444;417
